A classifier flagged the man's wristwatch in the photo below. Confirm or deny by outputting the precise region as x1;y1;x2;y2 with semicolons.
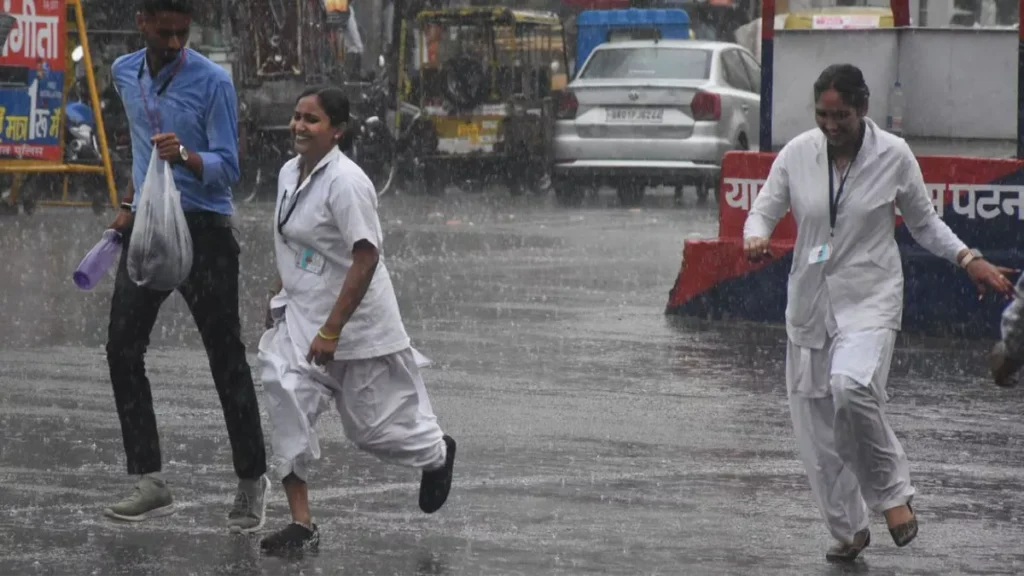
178;145;189;164
959;248;984;268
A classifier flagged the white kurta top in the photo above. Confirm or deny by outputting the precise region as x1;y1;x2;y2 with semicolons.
744;118;968;349
271;147;410;360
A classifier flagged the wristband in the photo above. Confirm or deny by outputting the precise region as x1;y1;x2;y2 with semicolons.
959;248;983;269
317;328;340;341
119;202;133;212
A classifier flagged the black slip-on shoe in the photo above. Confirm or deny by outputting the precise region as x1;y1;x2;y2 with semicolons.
419;435;456;514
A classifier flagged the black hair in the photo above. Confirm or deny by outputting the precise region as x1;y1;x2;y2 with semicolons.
297;85;351;150
141;0;193;16
813;64;870;110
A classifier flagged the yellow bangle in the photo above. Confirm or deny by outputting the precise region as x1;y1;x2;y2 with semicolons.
318;327;340;341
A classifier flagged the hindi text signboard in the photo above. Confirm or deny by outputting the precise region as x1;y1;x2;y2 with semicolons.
0;0;66;162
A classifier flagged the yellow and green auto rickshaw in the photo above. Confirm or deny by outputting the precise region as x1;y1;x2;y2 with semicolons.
392;7;569;196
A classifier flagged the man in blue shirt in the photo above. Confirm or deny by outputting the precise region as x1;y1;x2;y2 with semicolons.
103;0;269;533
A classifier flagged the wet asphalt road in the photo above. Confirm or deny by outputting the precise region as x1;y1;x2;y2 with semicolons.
2;187;1024;575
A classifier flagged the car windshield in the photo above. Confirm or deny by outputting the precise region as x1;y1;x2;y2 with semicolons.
578;47;711;81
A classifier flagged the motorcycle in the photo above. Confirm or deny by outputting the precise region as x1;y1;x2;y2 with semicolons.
346;56;438;199
99;80;132;173
65;50;101;166
19;45;113;215
347;56;394;190
376;102;437;198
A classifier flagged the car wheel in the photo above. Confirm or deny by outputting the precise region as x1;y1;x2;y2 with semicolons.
554;181;585;207
19;176;37;215
509;164;549;197
737;133;749;152
405;163;444;197
696;180;711;203
617;183;645;207
508;176;527;197
533;171;552;196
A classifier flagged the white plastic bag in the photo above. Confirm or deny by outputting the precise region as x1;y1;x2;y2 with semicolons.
127;148;193;291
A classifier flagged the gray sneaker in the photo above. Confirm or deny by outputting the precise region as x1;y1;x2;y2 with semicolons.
103;474;175;522
228;475;270;533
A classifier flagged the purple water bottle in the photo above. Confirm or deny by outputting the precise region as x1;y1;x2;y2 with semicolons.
73;229;123;290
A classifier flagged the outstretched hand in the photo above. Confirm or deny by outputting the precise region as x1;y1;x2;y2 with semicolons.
966;260;1017;299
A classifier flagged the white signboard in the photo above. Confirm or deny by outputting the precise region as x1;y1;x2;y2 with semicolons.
811;14;882;29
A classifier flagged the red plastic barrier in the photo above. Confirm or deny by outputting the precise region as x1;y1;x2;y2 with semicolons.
669;237;790;311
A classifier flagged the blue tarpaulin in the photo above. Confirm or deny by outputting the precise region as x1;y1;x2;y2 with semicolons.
574;8;691;72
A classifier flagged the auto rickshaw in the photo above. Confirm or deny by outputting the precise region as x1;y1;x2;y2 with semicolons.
392;7;569;196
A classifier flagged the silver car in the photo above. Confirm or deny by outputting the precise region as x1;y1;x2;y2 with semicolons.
552;40;762;206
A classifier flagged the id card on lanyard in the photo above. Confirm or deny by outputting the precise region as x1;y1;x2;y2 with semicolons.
137;51;187;135
809;160;854;264
277;167;327;275
810;127;865;265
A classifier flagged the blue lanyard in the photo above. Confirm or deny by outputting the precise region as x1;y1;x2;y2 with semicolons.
137;51;186;134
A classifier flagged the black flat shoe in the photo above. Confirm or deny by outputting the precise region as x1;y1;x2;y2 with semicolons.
826;528;870;562
419;435;456;514
260;522;320;554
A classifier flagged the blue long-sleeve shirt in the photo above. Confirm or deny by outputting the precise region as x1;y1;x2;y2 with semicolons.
111;48;240;215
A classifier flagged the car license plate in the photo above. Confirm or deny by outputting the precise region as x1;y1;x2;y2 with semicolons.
605;108;664;123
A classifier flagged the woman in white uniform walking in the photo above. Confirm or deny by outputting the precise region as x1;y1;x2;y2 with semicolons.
258;86;456;553
744;64;1014;562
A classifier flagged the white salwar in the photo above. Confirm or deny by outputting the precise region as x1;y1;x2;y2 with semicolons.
786;328;913;543
746;119;969;544
259;147;446;482
259;316;444;481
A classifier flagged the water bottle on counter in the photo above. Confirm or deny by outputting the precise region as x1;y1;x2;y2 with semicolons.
887;80;905;137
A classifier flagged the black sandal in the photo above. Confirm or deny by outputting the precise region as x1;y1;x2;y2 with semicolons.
888;502;918;547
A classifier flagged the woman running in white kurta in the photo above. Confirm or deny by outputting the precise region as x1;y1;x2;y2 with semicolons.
744;64;1014;562
258;86;456;553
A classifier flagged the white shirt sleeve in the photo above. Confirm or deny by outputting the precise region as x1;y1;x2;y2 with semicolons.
344;6;364;53
744;145;792;240
327;175;382;252
893;143;967;265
